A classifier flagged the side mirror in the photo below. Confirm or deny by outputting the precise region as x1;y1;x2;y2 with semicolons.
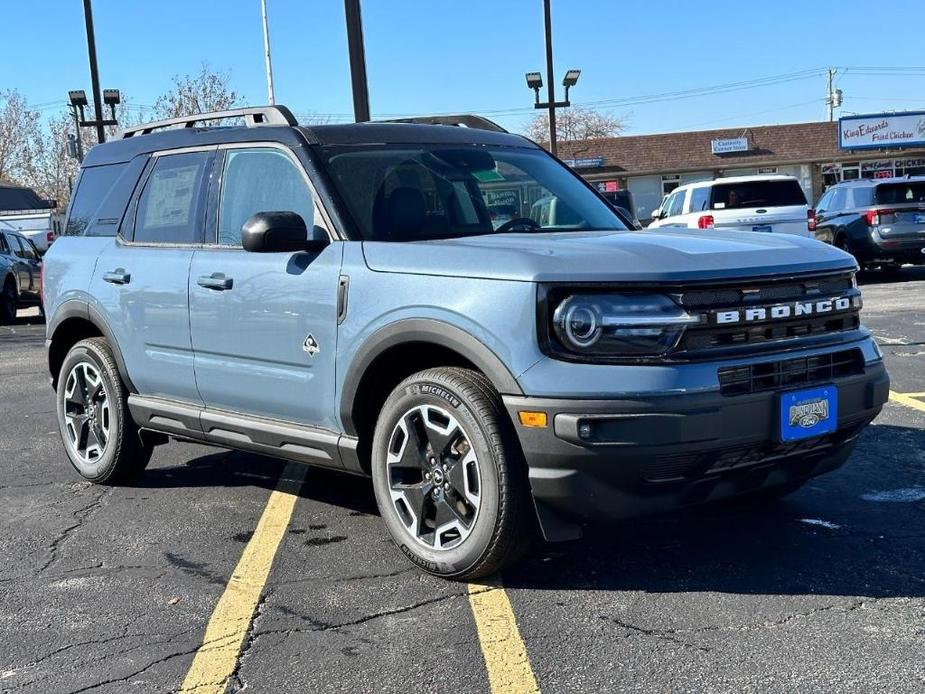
650;208;662;220
241;211;328;253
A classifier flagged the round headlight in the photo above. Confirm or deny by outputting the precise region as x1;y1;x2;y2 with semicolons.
563;302;602;347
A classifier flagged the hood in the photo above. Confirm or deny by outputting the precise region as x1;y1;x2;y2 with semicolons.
362;229;856;283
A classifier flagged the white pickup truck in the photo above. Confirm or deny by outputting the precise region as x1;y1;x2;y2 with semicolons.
648;175;813;237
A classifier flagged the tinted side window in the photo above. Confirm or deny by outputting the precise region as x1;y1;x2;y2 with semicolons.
830;187;847;211
134;152;211;244
15;236;38;260
217;148;314;246
0;234;9;254
815;190;833;213
65;164;127;236
689;187;709;212
847;187;873;208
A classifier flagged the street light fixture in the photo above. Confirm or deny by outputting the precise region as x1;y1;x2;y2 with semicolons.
524;0;579;157
68;90;89;108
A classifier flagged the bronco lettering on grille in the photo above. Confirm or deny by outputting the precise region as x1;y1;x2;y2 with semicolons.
713;296;853;325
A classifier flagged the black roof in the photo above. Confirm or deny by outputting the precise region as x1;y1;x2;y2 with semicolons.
832;175;925;187
0;183;54;212
82;120;534;167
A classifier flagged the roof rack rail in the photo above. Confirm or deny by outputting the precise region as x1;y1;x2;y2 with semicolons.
377;114;508;133
120;105;298;138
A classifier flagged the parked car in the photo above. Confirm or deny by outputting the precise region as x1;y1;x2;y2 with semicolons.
649;175;813;236
812;176;925;272
43;106;887;580
0;230;43;323
0;211;61;253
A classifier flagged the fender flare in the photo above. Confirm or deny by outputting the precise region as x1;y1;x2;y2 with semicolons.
47;299;137;393
339;318;523;436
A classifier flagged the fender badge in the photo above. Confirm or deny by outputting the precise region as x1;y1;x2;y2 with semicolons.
302;334;320;357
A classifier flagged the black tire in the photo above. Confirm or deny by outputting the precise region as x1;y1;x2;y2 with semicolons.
371;367;532;580
0;277;16;325
55;337;151;484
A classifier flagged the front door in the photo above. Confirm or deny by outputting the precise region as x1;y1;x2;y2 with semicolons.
89;149;214;403
189;145;341;429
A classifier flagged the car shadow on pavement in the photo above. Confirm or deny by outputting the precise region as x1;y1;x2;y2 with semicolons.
504;423;925;599
137;449;380;516
857;265;925;286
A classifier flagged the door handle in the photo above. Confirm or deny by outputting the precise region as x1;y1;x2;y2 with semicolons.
103;269;131;285
197;273;233;291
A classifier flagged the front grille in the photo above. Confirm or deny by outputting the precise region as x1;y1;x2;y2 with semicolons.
682;314;861;353
678;274;854;310
717;348;864;396
672;271;860;358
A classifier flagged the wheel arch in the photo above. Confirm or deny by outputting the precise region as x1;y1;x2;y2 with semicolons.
340;319;523;471
47;301;136;393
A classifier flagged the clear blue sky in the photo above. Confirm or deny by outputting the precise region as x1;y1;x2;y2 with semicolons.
7;0;925;135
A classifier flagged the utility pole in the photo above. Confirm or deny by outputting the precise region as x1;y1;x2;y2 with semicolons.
825;68;842;122
344;0;371;122
542;0;558;156
261;0;276;105
82;0;106;143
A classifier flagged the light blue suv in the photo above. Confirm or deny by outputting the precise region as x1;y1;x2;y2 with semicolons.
44;107;888;579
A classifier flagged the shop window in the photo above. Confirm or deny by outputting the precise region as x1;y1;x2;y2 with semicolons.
661;175;680;195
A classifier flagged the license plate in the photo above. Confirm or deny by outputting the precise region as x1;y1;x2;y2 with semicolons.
779;385;837;442
913;213;925;224
752;224;772;233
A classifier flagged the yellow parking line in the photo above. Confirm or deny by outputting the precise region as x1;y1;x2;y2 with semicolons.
178;462;307;694
889;391;925;414
468;580;540;693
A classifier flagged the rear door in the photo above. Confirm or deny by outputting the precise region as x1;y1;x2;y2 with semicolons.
188;144;342;429
710;179;810;236
12;235;42;300
89;148;214;403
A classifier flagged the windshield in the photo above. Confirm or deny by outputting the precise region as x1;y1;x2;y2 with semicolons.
318;144;627;241
709;180;807;210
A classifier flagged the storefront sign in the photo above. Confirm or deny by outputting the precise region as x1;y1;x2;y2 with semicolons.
711;137;749;154
596;180;620;193
563;157;605;168
839;111;925;150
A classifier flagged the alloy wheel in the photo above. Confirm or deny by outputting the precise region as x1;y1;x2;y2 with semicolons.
386;404;482;550
62;362;111;465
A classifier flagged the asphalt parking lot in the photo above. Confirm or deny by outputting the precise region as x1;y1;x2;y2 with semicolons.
2;269;924;694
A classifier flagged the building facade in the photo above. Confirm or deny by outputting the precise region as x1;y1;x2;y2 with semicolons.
557;119;925;222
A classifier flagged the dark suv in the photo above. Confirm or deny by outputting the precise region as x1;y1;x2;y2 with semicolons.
1;230;43;323
813;176;925;272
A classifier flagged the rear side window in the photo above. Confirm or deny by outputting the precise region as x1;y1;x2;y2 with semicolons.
689;187;709;212
846;187;873;208
133;152;211;244
216;148;314;246
710;180;807;210
875;182;925;205
65;164;126;236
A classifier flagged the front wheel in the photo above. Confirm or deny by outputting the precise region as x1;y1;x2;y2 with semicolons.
371;367;532;580
56;337;151;484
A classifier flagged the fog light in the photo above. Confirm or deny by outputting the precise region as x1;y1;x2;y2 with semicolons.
518;411;548;428
578;421;593;439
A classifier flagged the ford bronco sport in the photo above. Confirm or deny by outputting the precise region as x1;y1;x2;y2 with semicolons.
44;106;889;579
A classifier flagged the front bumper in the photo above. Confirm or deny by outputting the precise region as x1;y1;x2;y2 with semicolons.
504;360;889;540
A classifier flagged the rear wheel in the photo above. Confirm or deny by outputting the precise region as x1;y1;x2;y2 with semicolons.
371;367;532;580
0;278;16;325
56;337;151;484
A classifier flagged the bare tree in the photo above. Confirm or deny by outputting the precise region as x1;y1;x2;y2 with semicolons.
22;112;79;208
525;106;624;143
153;63;239;120
0;90;41;184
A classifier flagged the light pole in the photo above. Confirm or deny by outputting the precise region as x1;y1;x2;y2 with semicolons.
81;0;107;143
68;87;119;149
344;0;370;122
261;0;276;104
525;0;580;157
